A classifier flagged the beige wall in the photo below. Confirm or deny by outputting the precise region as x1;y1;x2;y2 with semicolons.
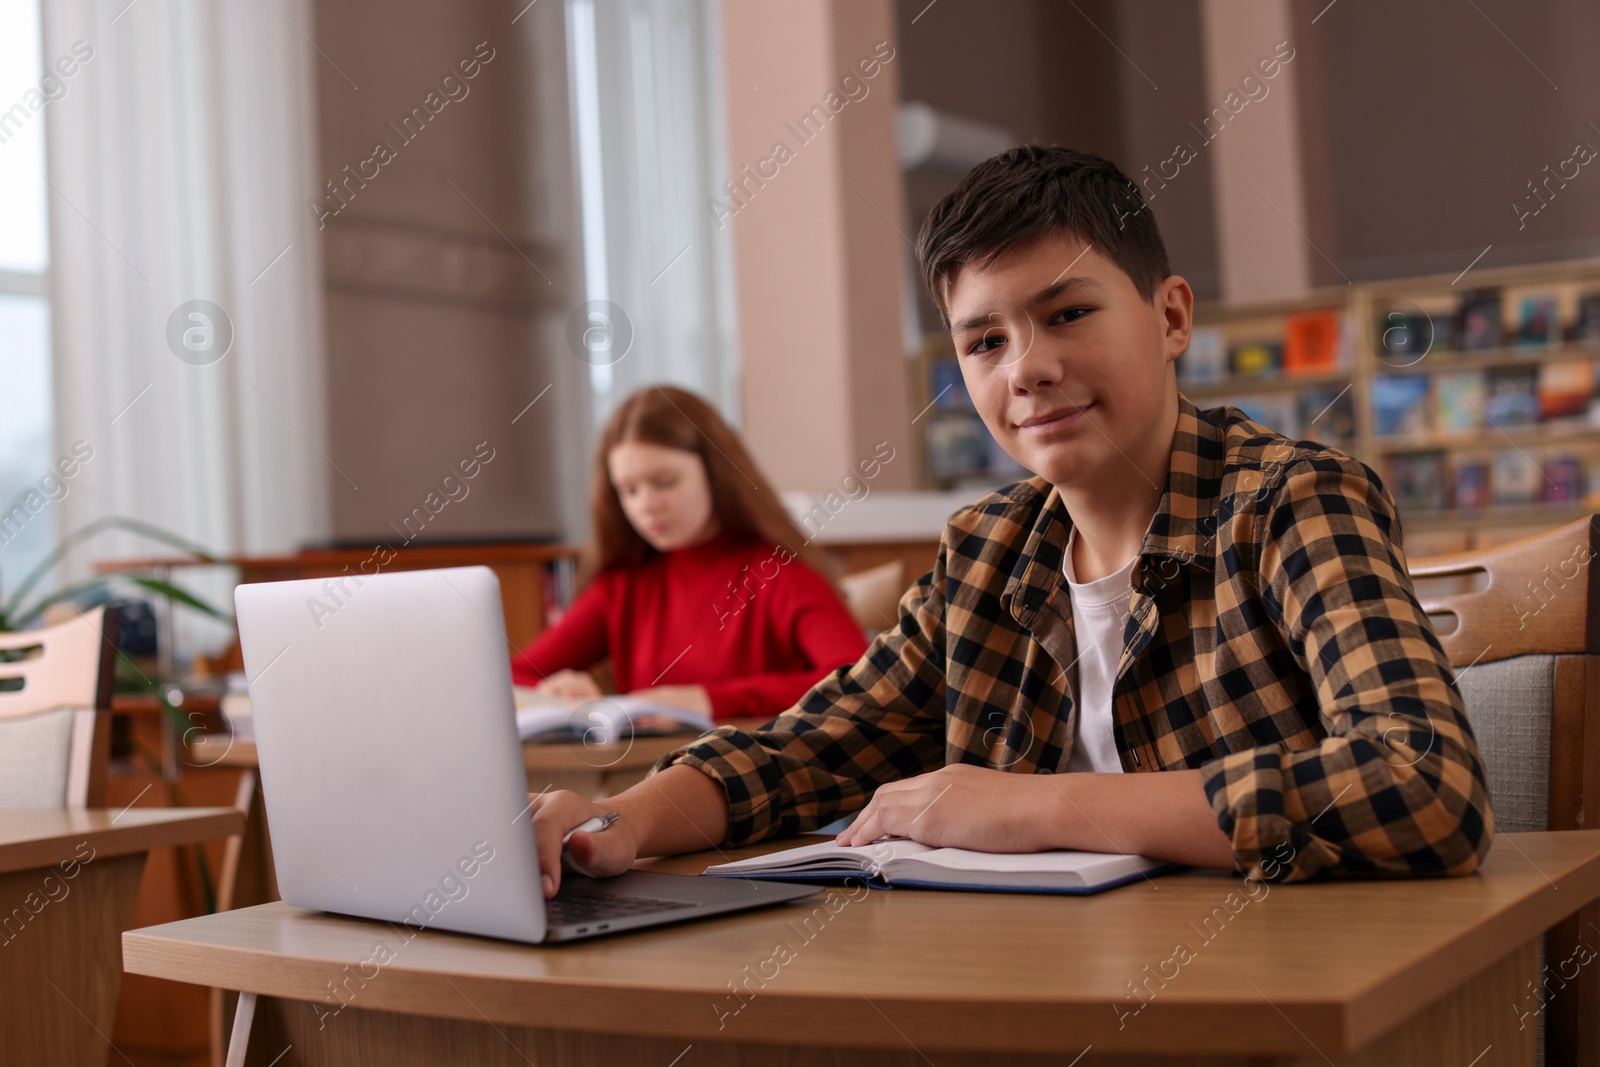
1295;0;1600;283
312;0;575;545
719;0;917;494
1199;0;1310;303
894;0;1222;309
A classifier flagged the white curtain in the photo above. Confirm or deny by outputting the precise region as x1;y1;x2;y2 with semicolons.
564;0;740;427
41;0;329;651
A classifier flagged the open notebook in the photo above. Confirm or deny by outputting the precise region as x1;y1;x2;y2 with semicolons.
704;838;1177;895
512;687;714;744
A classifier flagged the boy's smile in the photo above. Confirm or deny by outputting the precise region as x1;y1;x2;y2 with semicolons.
943;233;1191;493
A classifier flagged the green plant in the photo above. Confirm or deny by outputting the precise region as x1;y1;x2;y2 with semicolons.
1;513;230;631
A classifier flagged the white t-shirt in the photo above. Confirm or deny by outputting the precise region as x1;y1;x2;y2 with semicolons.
1061;529;1135;774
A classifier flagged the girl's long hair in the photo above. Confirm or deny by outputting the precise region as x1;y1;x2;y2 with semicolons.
581;386;836;589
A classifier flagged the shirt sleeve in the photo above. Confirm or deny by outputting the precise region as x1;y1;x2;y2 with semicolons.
1198;454;1495;882
698;561;870;721
509;577;610;687
651;552;951;846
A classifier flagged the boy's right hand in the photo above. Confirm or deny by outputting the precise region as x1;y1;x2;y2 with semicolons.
528;789;639;899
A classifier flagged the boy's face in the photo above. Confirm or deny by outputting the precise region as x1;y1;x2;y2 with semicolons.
943;233;1190;490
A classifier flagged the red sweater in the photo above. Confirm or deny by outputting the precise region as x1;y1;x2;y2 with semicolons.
511;531;868;721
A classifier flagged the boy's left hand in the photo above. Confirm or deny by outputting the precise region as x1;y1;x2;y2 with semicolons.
833;764;1059;853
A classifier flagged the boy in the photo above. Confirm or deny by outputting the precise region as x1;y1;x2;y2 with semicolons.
531;146;1492;891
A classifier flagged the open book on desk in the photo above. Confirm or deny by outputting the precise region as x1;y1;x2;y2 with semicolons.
704;837;1177;895
512;686;714;745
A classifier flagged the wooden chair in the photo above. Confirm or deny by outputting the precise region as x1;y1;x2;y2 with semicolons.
1409;515;1600;1066
841;559;906;634
0;606;119;809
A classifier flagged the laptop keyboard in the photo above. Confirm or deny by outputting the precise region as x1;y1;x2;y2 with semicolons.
546;891;694;926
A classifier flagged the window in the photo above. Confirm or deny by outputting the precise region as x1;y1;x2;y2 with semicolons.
563;0;740;427
0;0;57;596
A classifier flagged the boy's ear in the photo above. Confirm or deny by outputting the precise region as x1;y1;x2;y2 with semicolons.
1159;275;1194;364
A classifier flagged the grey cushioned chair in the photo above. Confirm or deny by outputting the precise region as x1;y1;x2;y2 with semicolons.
1410;515;1600;1067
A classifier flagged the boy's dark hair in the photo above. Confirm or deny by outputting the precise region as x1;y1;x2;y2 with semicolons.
915;145;1171;327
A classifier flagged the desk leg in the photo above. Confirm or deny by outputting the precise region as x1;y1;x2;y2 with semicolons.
1544;900;1600;1065
213;772;281;1067
0;853;145;1067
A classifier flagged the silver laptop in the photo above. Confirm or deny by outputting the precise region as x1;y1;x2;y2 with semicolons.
234;565;816;943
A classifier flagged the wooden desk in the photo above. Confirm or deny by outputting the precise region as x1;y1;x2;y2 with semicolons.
186;725;756;1065
193;722;759;799
0;808;244;1067
124;830;1600;1066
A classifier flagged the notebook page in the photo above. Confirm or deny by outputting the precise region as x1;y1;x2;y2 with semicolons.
706;837;936;875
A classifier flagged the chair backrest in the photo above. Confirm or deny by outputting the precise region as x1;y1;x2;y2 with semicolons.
841;560;906;634
1408;515;1600;836
1407;515;1600;1065
0;606;119;809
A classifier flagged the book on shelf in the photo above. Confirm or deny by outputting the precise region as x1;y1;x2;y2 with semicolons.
926;412;994;481
513;687;713;744
1457;289;1504;351
1514;292;1562;348
1453;459;1489;513
1573;291;1600;343
1483;367;1540;428
1283;309;1344;377
1386;451;1449;514
1229;339;1282;378
1297;384;1355;444
703;837;1176;896
928;360;973;411
1178;327;1228;384
1432;370;1486;433
1421;300;1459;355
543;557;578;628
1537;358;1596;421
1376;309;1434;364
1372;375;1430;438
1491;450;1541;508
1544;454;1584;506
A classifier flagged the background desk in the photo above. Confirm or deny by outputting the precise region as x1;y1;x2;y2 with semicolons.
195;723;758;801
124;829;1600;1066
0;808;243;1066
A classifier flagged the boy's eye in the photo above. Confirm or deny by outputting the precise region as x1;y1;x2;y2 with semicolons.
967;334;1006;356
1053;306;1091;324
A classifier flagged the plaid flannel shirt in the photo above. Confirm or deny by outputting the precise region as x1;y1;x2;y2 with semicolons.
655;396;1494;882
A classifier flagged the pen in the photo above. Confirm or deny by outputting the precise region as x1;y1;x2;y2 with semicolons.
562;810;621;847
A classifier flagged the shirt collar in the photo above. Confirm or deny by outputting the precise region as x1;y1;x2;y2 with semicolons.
1137;394;1225;573
1002;394;1224;622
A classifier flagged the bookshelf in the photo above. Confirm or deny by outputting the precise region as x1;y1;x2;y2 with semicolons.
1180;257;1600;555
909;256;1600;552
